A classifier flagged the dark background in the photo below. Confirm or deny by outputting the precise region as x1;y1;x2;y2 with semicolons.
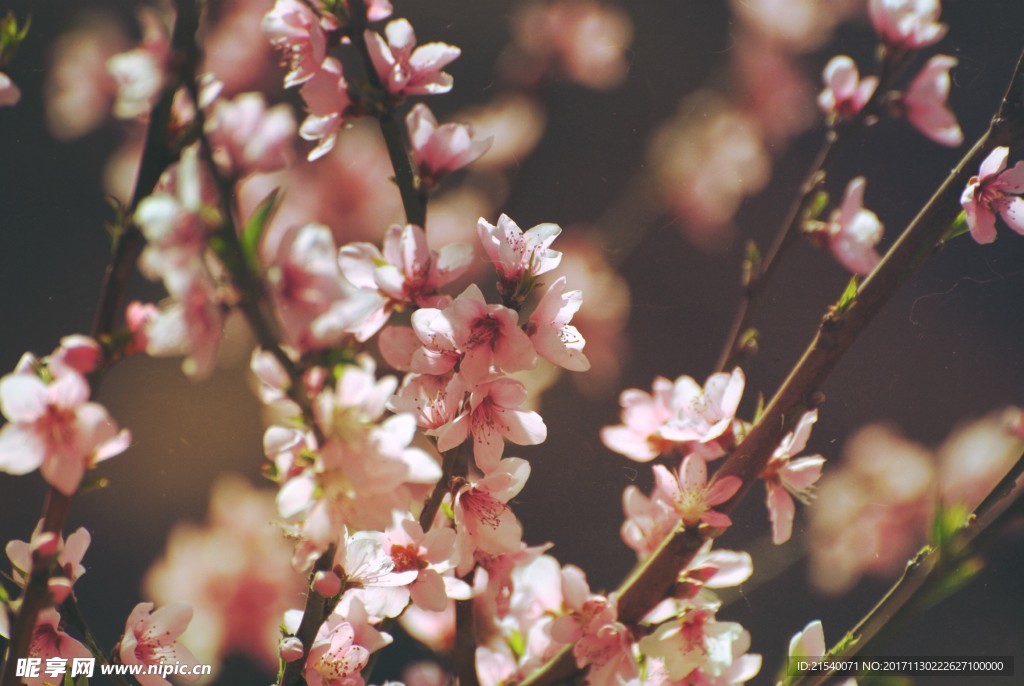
1;0;1022;683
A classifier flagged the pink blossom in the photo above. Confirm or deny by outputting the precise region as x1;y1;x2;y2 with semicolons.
659;368;746;454
304;616;369;686
384;514;471;612
299;57;355;161
411;284;537;382
601;377;675;462
620;485;676;559
652;455;741;529
206;92;296;175
454;457;530;558
14;609;91;686
49;335;103;377
937;413;1023;511
902;55;962;147
144;270;224;380
0;72;21;107
262;0;329;88
387;372;466;433
435;377;547;474
135;146;212;281
823;177;884;275
43;22;127;139
477;214;562;301
407;104;491;190
265;223;383;350
868;0;946;49
365;19;460;98
335;530;419;619
7;522;91;603
507;1;633;91
548;568;638;685
525;276;590;372
125;301;159;356
339;223;474;332
817;56;877;120
762;410;825;544
107;9;169;119
960;146;1024;244
786;621;858;685
120;602;201;685
640;609;756;683
0;370;130;495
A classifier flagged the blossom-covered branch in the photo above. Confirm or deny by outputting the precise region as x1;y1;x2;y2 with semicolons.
521;44;1024;686
0;2;201;682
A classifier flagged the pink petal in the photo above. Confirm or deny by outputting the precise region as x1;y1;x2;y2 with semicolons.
705;474;741;506
471;419;505;473
41;451;86;495
410;569;448;612
767;482;796;544
782;456;825;492
700;510;733;528
995;160;1024;193
498;408;547;447
0;424;46;474
979;146;1009;180
678;454;708;490
0;374;48;422
652;464;681;501
968;201;998;244
998;196;1024;235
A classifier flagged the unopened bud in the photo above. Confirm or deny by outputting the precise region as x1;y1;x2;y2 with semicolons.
313;570;342;597
280;637;304;662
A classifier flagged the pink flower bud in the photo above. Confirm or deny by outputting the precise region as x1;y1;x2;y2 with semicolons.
313;570;342;597
53;335;103;375
280;636;305;662
48;577;74;604
32;532;61;558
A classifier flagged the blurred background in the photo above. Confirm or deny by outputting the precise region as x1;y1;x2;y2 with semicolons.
1;0;1023;683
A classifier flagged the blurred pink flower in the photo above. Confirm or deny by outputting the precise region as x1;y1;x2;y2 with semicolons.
304;617;369;686
206;92;296;175
144;478;305;670
868;0;947;49
817;56;878;120
0;72;20;107
824;177;884;275
506;0;633;90
262;0;328;88
107;9;170;119
0;370;130;495
902;55;962;147
960;146;1024;244
808;425;935;594
299;57;354;161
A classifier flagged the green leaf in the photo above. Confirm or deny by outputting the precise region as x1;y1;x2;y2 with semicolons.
752;392;766;424
76;674;90;686
242;189;282;271
507;628;526;658
803;189;830;222
77;474;110;495
941;211;970;243
441;501;455;521
741;240;762;287
930;499;970;554
833;276;859;316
